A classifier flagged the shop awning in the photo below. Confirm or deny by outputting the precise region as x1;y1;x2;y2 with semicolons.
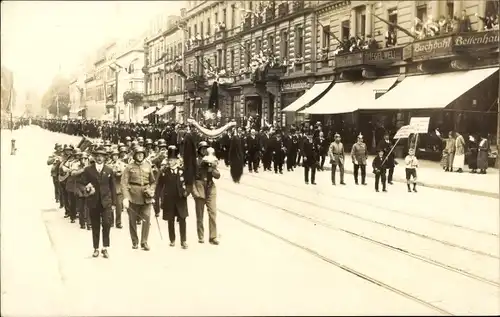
281;82;332;112
156;104;174;116
142;106;157;117
70;107;85;114
359;67;499;111
300;77;397;115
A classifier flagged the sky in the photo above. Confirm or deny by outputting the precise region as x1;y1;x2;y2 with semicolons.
1;1;185;98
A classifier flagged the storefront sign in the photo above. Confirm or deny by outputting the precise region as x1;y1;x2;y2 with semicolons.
364;47;403;64
335;52;363;68
207;76;235;86
281;80;309;91
167;94;184;103
403;44;413;60
409;117;430;133
453;30;499;49
412;36;453;61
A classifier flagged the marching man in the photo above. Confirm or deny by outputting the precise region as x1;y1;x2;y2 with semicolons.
191;141;220;245
155;145;189;249
121;146;156;251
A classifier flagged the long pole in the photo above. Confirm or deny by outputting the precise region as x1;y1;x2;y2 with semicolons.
496;96;500;168
115;70;119;122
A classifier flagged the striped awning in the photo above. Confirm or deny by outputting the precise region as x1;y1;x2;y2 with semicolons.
142;106;157;117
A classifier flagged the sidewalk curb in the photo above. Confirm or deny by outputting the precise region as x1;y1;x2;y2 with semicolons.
327;167;499;199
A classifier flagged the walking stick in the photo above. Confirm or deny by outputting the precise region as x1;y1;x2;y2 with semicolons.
155;216;164;240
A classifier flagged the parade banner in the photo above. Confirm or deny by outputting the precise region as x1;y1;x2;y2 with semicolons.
409;117;430;134
394;125;417;139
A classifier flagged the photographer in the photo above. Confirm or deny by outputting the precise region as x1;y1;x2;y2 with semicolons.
190;141;220;245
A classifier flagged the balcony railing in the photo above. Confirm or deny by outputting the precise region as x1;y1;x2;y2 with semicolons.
265;6;275;22
254;15;263;26
215;30;227;41
291;0;304;12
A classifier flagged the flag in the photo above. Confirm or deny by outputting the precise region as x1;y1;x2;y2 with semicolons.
371;13;416;39
318;21;342;44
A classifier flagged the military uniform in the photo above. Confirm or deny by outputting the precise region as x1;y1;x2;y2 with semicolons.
121;146;156;250
58;145;74;217
109;149;127;228
47;144;63;206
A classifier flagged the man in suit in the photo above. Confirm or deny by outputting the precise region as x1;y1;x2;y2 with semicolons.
79;146;117;258
376;131;396;184
303;133;318;185
246;129;260;173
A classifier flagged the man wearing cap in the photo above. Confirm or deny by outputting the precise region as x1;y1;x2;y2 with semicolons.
79;146;117;258
109;148;127;228
271;130;286;174
328;133;346;185
351;133;368;185
73;151;92;230
47;143;63;206
66;148;83;223
191;141;220;245
121;146;157;250
155;145;189;249
58;144;75;218
376;131;396;184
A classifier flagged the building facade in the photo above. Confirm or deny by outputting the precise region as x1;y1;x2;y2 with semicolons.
143;12;184;123
116;39;145;122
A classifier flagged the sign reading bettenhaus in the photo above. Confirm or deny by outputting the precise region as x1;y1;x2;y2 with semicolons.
454;30;499;48
412;36;453;61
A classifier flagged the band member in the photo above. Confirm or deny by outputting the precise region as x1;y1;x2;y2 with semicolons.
271;131;285;174
328;133;345;185
47;143;63;206
121;146;156;251
58;144;74;217
246;129;260;173
405;148;419;193
191;142;220;245
303;133;318;185
372;149;387;192
351;133;368;185
66;148;83;223
155;145;189;249
286;129;299;171
73;152;92;230
376;132;395;184
109;148;127;228
79;146;117;258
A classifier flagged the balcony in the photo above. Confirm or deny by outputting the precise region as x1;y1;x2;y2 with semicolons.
185;75;206;92
292;0;304;12
215;30;227;41
334;46;404;70
254;15;263;26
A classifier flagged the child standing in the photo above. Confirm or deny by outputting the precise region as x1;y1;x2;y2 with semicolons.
405;149;419;192
372;149;387;192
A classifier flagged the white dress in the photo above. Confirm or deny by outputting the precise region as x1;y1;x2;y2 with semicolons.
452;138;465;169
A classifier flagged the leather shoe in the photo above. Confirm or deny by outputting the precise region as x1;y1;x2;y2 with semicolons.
169;241;175;247
92;249;99;257
101;249;109;258
181;242;188;249
198;239;204;244
141;243;150;251
209;238;219;245
116;224;123;229
132;244;138;249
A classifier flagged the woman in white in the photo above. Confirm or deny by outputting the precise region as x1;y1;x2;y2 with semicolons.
452;132;466;173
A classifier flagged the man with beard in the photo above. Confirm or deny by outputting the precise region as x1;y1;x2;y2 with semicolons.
155;145;189;249
246;129;260;173
121;146;157;251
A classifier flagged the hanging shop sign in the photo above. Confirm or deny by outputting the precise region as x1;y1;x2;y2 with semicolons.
364;47;403;65
281;80;309;92
412;36;454;61
453;30;499;50
335;52;364;68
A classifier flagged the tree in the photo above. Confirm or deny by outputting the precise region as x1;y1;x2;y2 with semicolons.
41;75;70;116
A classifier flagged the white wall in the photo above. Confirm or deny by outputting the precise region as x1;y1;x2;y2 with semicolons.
116;49;145;122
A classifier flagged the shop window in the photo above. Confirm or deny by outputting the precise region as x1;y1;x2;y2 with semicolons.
341;20;350;41
417;5;427;22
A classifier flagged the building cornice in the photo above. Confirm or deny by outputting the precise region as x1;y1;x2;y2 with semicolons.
316;0;351;14
116;49;144;60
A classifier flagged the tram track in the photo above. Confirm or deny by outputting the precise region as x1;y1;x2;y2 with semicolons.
222;167;498;238
218;172;499;260
219;183;499;288
216;206;454;316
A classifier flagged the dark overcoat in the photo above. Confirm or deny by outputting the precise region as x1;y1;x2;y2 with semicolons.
155;165;189;221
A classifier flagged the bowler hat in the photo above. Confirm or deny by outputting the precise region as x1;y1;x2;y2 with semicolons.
93;146;107;156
